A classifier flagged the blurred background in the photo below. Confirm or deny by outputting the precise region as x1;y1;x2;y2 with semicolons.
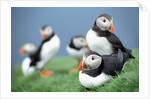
11;7;139;66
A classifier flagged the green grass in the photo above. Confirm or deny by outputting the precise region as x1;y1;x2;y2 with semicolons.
11;50;139;92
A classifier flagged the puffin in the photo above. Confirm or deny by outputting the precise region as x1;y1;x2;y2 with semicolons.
19;25;60;77
66;35;90;72
78;49;130;88
86;13;134;58
19;43;38;76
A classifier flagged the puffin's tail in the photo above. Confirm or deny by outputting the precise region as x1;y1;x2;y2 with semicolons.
125;48;135;59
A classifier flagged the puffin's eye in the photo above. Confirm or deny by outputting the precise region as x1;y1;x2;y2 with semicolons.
92;56;95;60
103;19;106;22
80;40;83;42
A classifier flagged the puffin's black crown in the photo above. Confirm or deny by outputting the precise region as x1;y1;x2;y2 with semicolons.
72;35;85;39
98;13;112;21
84;51;101;58
41;25;50;30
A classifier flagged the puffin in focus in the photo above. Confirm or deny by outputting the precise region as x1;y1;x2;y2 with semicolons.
19;43;38;76
66;35;90;72
19;25;60;77
86;13;134;58
78;49;130;88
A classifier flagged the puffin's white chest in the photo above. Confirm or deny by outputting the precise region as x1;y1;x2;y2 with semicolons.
79;71;112;88
66;46;89;61
86;29;113;55
22;57;36;76
36;35;60;69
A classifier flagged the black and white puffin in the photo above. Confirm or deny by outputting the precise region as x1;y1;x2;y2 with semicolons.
86;13;134;58
78;49;130;88
66;35;90;72
19;25;60;77
19;43;37;76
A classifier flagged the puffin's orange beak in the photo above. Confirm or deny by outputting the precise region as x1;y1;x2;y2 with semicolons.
87;47;91;51
109;21;115;34
78;60;84;71
83;45;91;51
42;33;45;40
19;47;24;55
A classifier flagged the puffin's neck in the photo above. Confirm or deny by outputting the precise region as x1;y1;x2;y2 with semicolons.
42;32;55;44
82;59;104;77
36;32;55;55
92;25;110;37
69;39;81;51
29;53;35;59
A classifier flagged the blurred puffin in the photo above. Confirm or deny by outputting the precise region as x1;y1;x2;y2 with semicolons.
78;49;130;88
19;43;37;76
19;25;60;77
86;13;134;58
66;35;90;72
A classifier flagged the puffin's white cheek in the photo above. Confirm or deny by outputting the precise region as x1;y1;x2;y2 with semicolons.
90;62;96;68
96;20;107;31
105;22;111;28
88;60;100;70
96;19;102;28
92;60;100;68
44;30;49;35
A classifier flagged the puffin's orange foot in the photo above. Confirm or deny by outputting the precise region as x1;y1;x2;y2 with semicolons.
40;70;54;77
69;67;78;73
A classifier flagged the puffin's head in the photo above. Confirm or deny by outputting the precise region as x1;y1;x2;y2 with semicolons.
94;13;115;34
41;25;54;40
78;51;102;71
71;35;90;50
19;43;37;55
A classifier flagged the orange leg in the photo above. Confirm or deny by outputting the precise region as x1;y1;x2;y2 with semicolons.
69;60;80;72
40;68;54;77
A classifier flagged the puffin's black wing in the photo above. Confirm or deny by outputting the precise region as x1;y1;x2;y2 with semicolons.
106;32;125;52
106;32;135;58
117;49;123;63
111;49;130;64
29;53;41;66
102;49;124;76
29;42;43;66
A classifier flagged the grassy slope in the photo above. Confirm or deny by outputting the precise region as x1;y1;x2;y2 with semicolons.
11;50;139;92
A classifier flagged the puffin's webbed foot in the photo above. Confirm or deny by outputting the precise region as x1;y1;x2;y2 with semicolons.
69;67;78;72
40;68;54;77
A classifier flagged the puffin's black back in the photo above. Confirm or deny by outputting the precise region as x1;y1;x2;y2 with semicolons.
102;49;132;76
111;51;130;64
102;55;124;76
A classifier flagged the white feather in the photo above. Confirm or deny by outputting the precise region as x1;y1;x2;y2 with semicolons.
66;46;88;61
22;57;36;76
79;71;112;88
36;35;60;69
86;29;113;55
